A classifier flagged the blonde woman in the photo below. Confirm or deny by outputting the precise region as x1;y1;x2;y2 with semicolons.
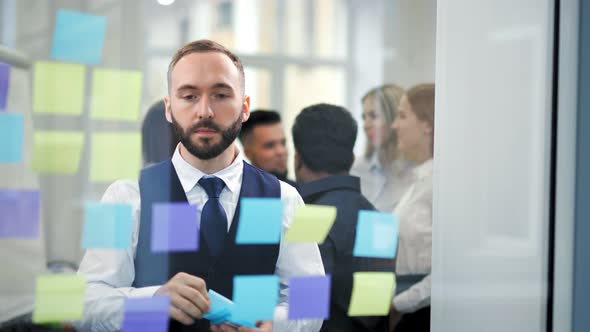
389;84;435;332
351;84;413;212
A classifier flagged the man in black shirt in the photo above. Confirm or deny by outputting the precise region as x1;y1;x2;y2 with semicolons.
292;103;394;332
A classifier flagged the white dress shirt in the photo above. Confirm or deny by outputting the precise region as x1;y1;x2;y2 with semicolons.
350;154;414;212
392;159;433;313
76;145;325;332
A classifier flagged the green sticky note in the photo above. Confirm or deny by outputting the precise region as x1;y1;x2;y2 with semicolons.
348;272;396;316
32;131;84;174
33;62;86;115
285;204;336;243
32;274;86;323
90;132;141;182
90;69;143;121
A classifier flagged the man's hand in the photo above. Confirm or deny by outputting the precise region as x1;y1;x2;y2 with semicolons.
155;272;211;325
389;304;402;332
210;321;272;332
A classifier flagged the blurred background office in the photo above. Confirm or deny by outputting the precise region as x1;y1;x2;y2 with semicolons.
1;0;588;331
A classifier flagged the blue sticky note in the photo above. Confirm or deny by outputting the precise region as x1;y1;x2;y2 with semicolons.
288;275;331;320
121;296;169;332
0;190;40;239
82;202;132;249
151;202;199;252
50;10;107;65
353;211;398;259
204;290;234;325
0;62;9;110
236;198;283;244
232;275;279;324
0;112;24;163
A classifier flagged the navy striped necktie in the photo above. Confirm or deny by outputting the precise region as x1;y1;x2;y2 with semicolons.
198;176;228;257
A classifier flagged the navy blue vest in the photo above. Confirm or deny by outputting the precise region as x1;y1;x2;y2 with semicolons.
134;160;281;331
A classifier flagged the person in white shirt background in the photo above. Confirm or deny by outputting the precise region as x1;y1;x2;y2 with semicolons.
350;84;414;213
388;84;435;332
76;39;324;332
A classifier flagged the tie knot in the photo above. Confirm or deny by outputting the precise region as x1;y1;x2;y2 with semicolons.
198;176;226;198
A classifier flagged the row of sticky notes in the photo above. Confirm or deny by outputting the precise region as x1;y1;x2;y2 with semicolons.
33;62;143;121
31;272;395;325
0;62;9;111
0;115;141;181
78;199;398;260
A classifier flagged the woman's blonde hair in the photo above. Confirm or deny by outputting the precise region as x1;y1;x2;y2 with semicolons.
362;84;405;160
406;83;435;156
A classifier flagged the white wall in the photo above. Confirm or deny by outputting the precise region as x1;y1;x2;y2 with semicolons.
431;1;555;331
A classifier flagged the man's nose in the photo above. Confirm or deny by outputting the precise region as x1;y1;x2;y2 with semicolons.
195;96;214;119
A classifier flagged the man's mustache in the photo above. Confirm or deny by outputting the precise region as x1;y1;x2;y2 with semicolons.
188;119;221;133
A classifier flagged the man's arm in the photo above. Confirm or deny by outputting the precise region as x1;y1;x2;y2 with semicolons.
273;181;325;332
75;181;160;332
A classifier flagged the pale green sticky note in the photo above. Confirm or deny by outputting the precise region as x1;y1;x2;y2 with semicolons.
90;69;143;121
348;272;396;316
90;132;141;182
33;61;86;115
32;274;86;323
32;131;84;174
285;204;337;243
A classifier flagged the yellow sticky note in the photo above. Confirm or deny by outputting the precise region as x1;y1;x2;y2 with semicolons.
32;274;86;323
285;204;336;243
32;131;84;174
348;272;396;316
33;62;86;115
90;69;143;121
90;132;141;182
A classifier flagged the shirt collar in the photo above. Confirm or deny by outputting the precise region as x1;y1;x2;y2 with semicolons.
368;153;383;172
171;144;243;194
413;158;433;180
298;175;361;202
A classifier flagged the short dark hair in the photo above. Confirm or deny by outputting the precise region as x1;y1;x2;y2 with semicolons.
167;39;245;94
141;100;180;164
238;109;282;143
292;103;357;174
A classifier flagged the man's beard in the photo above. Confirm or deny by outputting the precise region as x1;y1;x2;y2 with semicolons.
271;171;289;181
170;111;242;160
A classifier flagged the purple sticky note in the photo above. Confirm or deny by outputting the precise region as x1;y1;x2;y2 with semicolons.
121;296;170;332
0;62;9;110
151;202;199;252
288;275;331;320
0;190;40;239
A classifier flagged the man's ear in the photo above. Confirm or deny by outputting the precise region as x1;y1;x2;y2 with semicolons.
242;95;251;122
164;96;173;123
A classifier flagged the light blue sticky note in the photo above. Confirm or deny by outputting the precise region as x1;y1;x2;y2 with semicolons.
0;113;23;163
353;210;398;259
236;198;283;244
82;202;133;249
50;10;107;65
231;275;279;324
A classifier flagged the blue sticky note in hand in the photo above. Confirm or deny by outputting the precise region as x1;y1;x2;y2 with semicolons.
82;202;133;249
232;275;279;324
0;62;9;110
288;275;331;320
121;296;170;332
353;211;399;259
0;112;24;163
151;202;199;252
50;10;107;65
236;198;283;244
204;290;256;329
0;190;40;239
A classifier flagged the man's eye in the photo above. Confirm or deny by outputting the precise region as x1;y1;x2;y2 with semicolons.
213;93;228;99
182;95;196;100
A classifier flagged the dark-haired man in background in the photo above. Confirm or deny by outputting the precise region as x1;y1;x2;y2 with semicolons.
292;103;393;332
238;110;297;187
